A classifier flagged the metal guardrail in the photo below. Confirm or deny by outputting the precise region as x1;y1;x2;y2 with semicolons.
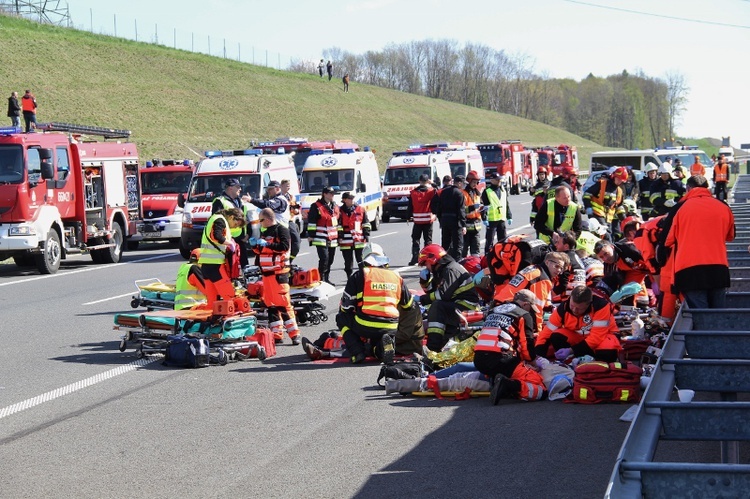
606;176;750;497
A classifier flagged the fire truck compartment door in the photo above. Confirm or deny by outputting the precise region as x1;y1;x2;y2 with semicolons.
104;161;126;208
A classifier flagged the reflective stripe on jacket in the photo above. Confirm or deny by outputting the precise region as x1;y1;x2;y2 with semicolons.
198;214;229;265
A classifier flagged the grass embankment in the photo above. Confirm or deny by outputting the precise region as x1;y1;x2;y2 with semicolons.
0;14;605;169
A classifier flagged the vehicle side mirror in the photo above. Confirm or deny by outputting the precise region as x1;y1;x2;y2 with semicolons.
177;193;185;208
360;183;366;192
40;148;54;180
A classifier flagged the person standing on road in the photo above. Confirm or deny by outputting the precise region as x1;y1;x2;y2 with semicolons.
7;91;20;127
307;186;339;284
326;60;333;81
638;162;658;220
713;156;730;202
338;191;370;277
280;179;301;261
21;89;37;133
212;178;249;268
650;164;685;217
665;175;735;309
529;166;550;227
436;175;467;260
407;173;437;265
481;171;512;254
462;171;484;257
690;155;706;177
583;166;627;232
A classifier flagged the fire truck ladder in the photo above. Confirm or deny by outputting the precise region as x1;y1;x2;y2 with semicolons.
36;122;131;140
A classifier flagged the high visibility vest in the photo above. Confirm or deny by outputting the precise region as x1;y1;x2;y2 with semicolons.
410;187;436;224
310;200;339;246
585;178;621;222
174;263;206;310
217;196;247;238
715;163;729;182
358;267;402;324
463;188;483;231
198;214;229;265
21;95;35;113
690;162;705;177
475;305;529;360
258;227;290;274
540;199;576;243
338;205;368;249
485;185;507;222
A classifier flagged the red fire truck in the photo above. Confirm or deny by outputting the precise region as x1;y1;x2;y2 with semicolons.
477;141;526;194
0;123;140;274
133;159;194;250
536;144;579;176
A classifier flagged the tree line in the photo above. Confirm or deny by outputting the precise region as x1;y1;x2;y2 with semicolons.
290;40;687;149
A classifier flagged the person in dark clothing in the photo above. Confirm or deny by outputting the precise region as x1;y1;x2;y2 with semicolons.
407;174;438;265
20;90;37;133
307;186;339;284
326;60;333;81
436;175;467;260
338;191;371;277
481;172;512;253
7;91;20;127
534;185;582;243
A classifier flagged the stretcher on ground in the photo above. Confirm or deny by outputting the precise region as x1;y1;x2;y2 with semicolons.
114;308;268;362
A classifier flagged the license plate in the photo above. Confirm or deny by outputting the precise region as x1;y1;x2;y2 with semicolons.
142;223;161;233
141;231;162;239
397;206;408;210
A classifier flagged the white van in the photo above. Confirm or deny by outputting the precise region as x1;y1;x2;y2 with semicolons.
298;148;382;230
443;144;485;190
179;148;300;258
382;148;452;222
590;146;714;182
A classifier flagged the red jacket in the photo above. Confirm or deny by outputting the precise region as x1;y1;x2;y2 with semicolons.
665;187;735;292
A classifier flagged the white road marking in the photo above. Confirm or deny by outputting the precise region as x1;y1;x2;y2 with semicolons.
0;254;174;288
83;292;135;306
0;356;162;420
370;231;398;239
296;252;310;257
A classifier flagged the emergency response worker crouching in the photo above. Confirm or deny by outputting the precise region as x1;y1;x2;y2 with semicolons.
198;208;246;306
535;285;621;363
418;244;480;352
251;208;300;345
474;289;546;405
336;244;414;364
174;249;208;310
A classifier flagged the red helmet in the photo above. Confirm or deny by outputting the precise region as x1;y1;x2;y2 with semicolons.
418;244;447;267
190;248;201;261
611;166;629;182
459;255;482;275
562;166;577;176
537;166;548;174
620;215;641;234
466;170;480;182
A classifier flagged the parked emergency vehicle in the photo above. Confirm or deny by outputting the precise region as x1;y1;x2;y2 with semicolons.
535;144;579;177
477;141;526;195
179;148;299;259
520;148;539;192
437;142;485;190
255;137;359;177
0;123;140;274
298;148;381;229
719;137;735;165
133;159;194;250
590;146;714;184
381;147;451;222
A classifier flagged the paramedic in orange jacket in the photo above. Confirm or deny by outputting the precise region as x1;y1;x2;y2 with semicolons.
252;208;300;345
198;208;245;306
493;251;569;332
713;156;730;202
665;174;735;309
535;285;620;362
594;238;650;307
474;290;546;404
689;155;706;177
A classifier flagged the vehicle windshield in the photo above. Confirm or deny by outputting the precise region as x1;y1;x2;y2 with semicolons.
449;162;467;179
479;148;503;164
301;168;355;193
293;150;313;176
187;174;261;202
538;154;551;166
0;145;24;184
141;171;193;194
383;166;431;185
657;152;712;167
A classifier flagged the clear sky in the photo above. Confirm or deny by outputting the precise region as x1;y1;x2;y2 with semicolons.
64;0;750;147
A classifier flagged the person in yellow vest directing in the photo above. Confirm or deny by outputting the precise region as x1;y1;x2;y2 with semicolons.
336;243;414;364
174;248;207;310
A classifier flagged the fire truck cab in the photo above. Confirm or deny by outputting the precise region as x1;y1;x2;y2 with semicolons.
477;141;526;195
0;123;140;274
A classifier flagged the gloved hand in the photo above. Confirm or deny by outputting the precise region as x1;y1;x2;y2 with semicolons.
247;237;258;247
585;207;594;217
483;220;489;228
473;203;481;211
472;270;485;286
534;357;550;371
664;199;676;208
419;268;430;281
256;239;268;247
507;219;512;226
554;347;573;361
610;282;643;303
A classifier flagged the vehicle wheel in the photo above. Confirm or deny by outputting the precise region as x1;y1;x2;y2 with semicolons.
382;213;390;223
131;298;140;309
370;210;380;231
90;249;104;263
126;240;139;251
321;314;328;322
311;316;321;325
13;254;36;267
101;223;123;264
35;230;62;274
178;241;191;260
118;339;127;352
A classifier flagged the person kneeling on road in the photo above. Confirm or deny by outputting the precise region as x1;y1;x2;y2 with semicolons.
535;285;621;363
336;244;415;364
474;289;546;405
417;244;480;352
174;248;207;310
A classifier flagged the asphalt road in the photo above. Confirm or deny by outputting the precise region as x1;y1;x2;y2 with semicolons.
0;193;644;499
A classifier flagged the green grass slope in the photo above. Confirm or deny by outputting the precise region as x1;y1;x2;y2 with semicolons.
1;15;603;169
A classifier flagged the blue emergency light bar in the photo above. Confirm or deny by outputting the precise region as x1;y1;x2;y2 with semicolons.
204;149;263;158
0;126;22;135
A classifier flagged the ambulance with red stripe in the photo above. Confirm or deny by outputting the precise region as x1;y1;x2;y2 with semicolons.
178;148;299;259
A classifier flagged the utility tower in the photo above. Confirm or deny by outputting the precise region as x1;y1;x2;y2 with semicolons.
0;0;71;26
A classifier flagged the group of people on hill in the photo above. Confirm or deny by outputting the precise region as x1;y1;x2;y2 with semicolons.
6;89;37;132
317;59;349;92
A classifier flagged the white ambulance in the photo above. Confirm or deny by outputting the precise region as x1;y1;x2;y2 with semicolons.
382;148;451;222
298;148;382;231
178;148;299;259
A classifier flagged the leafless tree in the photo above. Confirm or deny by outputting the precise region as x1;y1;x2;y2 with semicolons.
665;71;689;140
